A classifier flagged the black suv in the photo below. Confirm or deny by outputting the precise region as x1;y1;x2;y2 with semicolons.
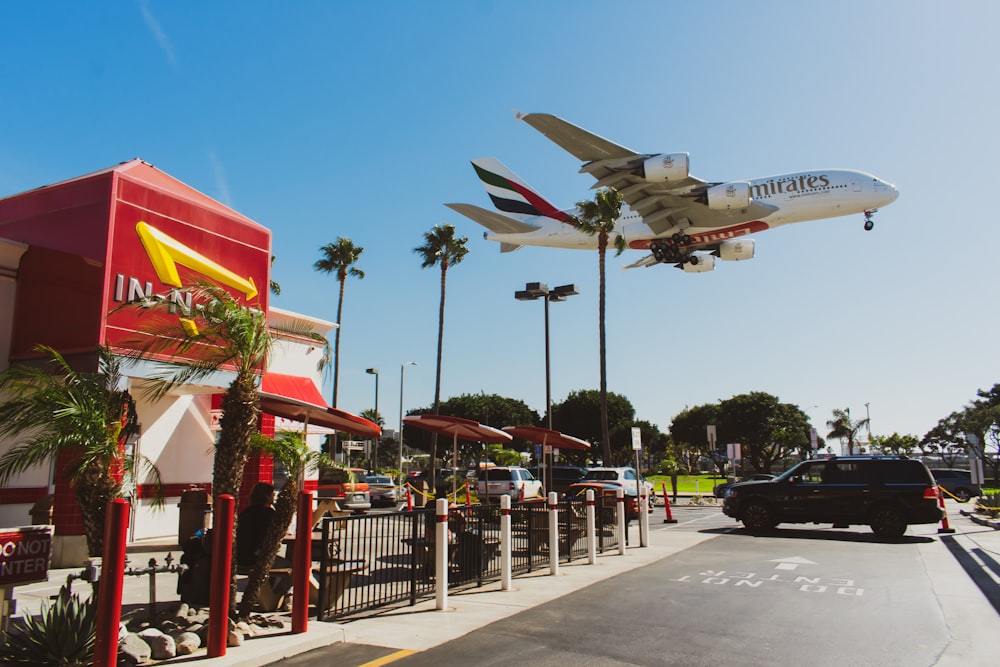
722;456;943;538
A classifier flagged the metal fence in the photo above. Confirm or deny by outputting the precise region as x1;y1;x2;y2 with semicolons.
314;497;622;621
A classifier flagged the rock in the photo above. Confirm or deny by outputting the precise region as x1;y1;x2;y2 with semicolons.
120;633;152;665
174;631;201;655
139;629;176;661
227;628;244;647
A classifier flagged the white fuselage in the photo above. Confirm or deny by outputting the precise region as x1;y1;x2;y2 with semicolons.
484;169;899;250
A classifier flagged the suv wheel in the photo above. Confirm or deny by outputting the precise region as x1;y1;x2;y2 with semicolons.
953;487;971;502
870;506;906;539
741;501;777;531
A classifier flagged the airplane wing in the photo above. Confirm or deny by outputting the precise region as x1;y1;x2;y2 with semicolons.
518;113;777;236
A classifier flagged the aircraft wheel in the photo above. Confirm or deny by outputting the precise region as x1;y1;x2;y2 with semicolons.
680;234;691;245
864;220;874;231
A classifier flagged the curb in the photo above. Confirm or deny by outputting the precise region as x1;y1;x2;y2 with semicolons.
959;509;1000;530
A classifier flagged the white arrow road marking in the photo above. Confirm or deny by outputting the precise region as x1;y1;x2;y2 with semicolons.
770;556;817;571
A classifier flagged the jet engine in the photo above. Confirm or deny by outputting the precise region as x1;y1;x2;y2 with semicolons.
715;238;755;261
677;254;715;273
705;182;752;210
641;153;690;183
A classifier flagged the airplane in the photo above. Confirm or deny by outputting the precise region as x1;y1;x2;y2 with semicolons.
446;113;899;272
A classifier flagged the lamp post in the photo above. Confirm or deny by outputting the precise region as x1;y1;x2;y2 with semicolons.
515;282;578;492
366;368;379;468
398;362;418;481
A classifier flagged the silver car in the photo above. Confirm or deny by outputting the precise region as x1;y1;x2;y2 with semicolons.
366;475;398;507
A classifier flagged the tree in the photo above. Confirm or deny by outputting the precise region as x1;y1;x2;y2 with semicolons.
125;283;326;603
719;392;808;473
826;407;869;455
670;403;721;474
0;345;162;557
414;224;469;487
871;432;919;456
573;188;625;466
550;389;635;464
237;431;327;619
314;238;365;408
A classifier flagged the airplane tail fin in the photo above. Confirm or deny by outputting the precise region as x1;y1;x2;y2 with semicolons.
444;203;538;236
469;158;577;226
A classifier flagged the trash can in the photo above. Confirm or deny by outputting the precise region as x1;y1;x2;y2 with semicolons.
29;494;54;525
177;490;212;546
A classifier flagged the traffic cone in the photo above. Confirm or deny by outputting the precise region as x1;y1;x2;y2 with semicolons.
662;483;677;524
465;481;472;507
937;485;955;534
519;484;525;503
406;485;413;512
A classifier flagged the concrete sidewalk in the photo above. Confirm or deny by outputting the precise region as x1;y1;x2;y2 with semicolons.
8;498;1000;666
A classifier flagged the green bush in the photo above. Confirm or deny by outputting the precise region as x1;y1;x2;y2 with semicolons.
0;585;96;666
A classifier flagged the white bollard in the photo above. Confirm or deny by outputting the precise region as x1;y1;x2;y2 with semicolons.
616;488;626;555
435;498;449;610
548;492;559;576
586;488;597;565
639;490;649;547
500;494;512;591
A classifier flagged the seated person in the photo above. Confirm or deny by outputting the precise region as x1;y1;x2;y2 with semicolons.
236;482;292;608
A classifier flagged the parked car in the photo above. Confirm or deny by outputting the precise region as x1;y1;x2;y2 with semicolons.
929;468;981;501
476;466;543;502
564;481;652;519
713;473;775;498
722;456;943;538
317;466;371;511
366;474;398;507
579;467;655;503
530;465;588;497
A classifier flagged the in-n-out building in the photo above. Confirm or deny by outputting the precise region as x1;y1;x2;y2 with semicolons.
0;160;378;566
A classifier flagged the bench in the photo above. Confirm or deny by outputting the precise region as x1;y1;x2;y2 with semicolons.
310;559;367;611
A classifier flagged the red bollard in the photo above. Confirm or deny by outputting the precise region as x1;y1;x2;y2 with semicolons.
465;481;472;507
93;498;130;667
662;483;677;524
406;485;413;511
937;485;955;534
292;490;313;633
207;494;235;658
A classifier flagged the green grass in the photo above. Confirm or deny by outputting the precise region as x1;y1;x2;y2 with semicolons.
648;474;727;495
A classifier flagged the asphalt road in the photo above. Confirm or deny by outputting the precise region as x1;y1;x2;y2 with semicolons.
275;509;979;666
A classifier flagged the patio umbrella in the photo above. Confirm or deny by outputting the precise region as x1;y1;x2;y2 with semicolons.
403;414;512;495
502;425;590;496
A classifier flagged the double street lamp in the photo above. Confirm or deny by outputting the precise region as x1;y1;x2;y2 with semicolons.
515;282;578;490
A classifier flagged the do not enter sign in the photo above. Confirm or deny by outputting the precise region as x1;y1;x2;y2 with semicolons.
0;527;52;586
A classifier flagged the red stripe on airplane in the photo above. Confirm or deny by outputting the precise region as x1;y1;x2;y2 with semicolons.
628;220;769;249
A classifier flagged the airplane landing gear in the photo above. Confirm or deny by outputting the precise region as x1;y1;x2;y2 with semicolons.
863;209;876;231
650;240;688;265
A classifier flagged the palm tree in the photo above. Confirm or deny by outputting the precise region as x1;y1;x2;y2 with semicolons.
0;345;162;557
313;238;365;408
414;224;469;487
826;408;870;455
574;188;625;465
237;431;328;618
269;255;281;296
125;283;326;604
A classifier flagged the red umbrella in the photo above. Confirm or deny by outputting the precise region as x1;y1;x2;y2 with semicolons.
501;425;591;451
503;425;590;497
403;415;512;495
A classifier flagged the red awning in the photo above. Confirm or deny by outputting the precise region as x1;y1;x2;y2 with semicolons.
502;425;591;451
259;373;381;438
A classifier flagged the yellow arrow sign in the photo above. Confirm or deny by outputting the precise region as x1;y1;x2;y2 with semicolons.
135;221;259;300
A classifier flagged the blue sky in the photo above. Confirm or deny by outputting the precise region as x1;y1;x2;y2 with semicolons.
2;1;997;447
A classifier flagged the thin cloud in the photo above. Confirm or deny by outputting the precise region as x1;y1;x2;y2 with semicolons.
138;0;176;67
208;150;232;207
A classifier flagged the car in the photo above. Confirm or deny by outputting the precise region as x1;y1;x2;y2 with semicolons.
365;474;398;507
476;466;543;502
530;465;588;497
578;467;655;502
722;456;944;538
316;466;371;511
713;473;775;498
563;481;653;520
929;468;982;502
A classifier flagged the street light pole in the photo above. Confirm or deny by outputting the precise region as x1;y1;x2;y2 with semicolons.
366;368;379;469
398;362;417;481
515;282;578;492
